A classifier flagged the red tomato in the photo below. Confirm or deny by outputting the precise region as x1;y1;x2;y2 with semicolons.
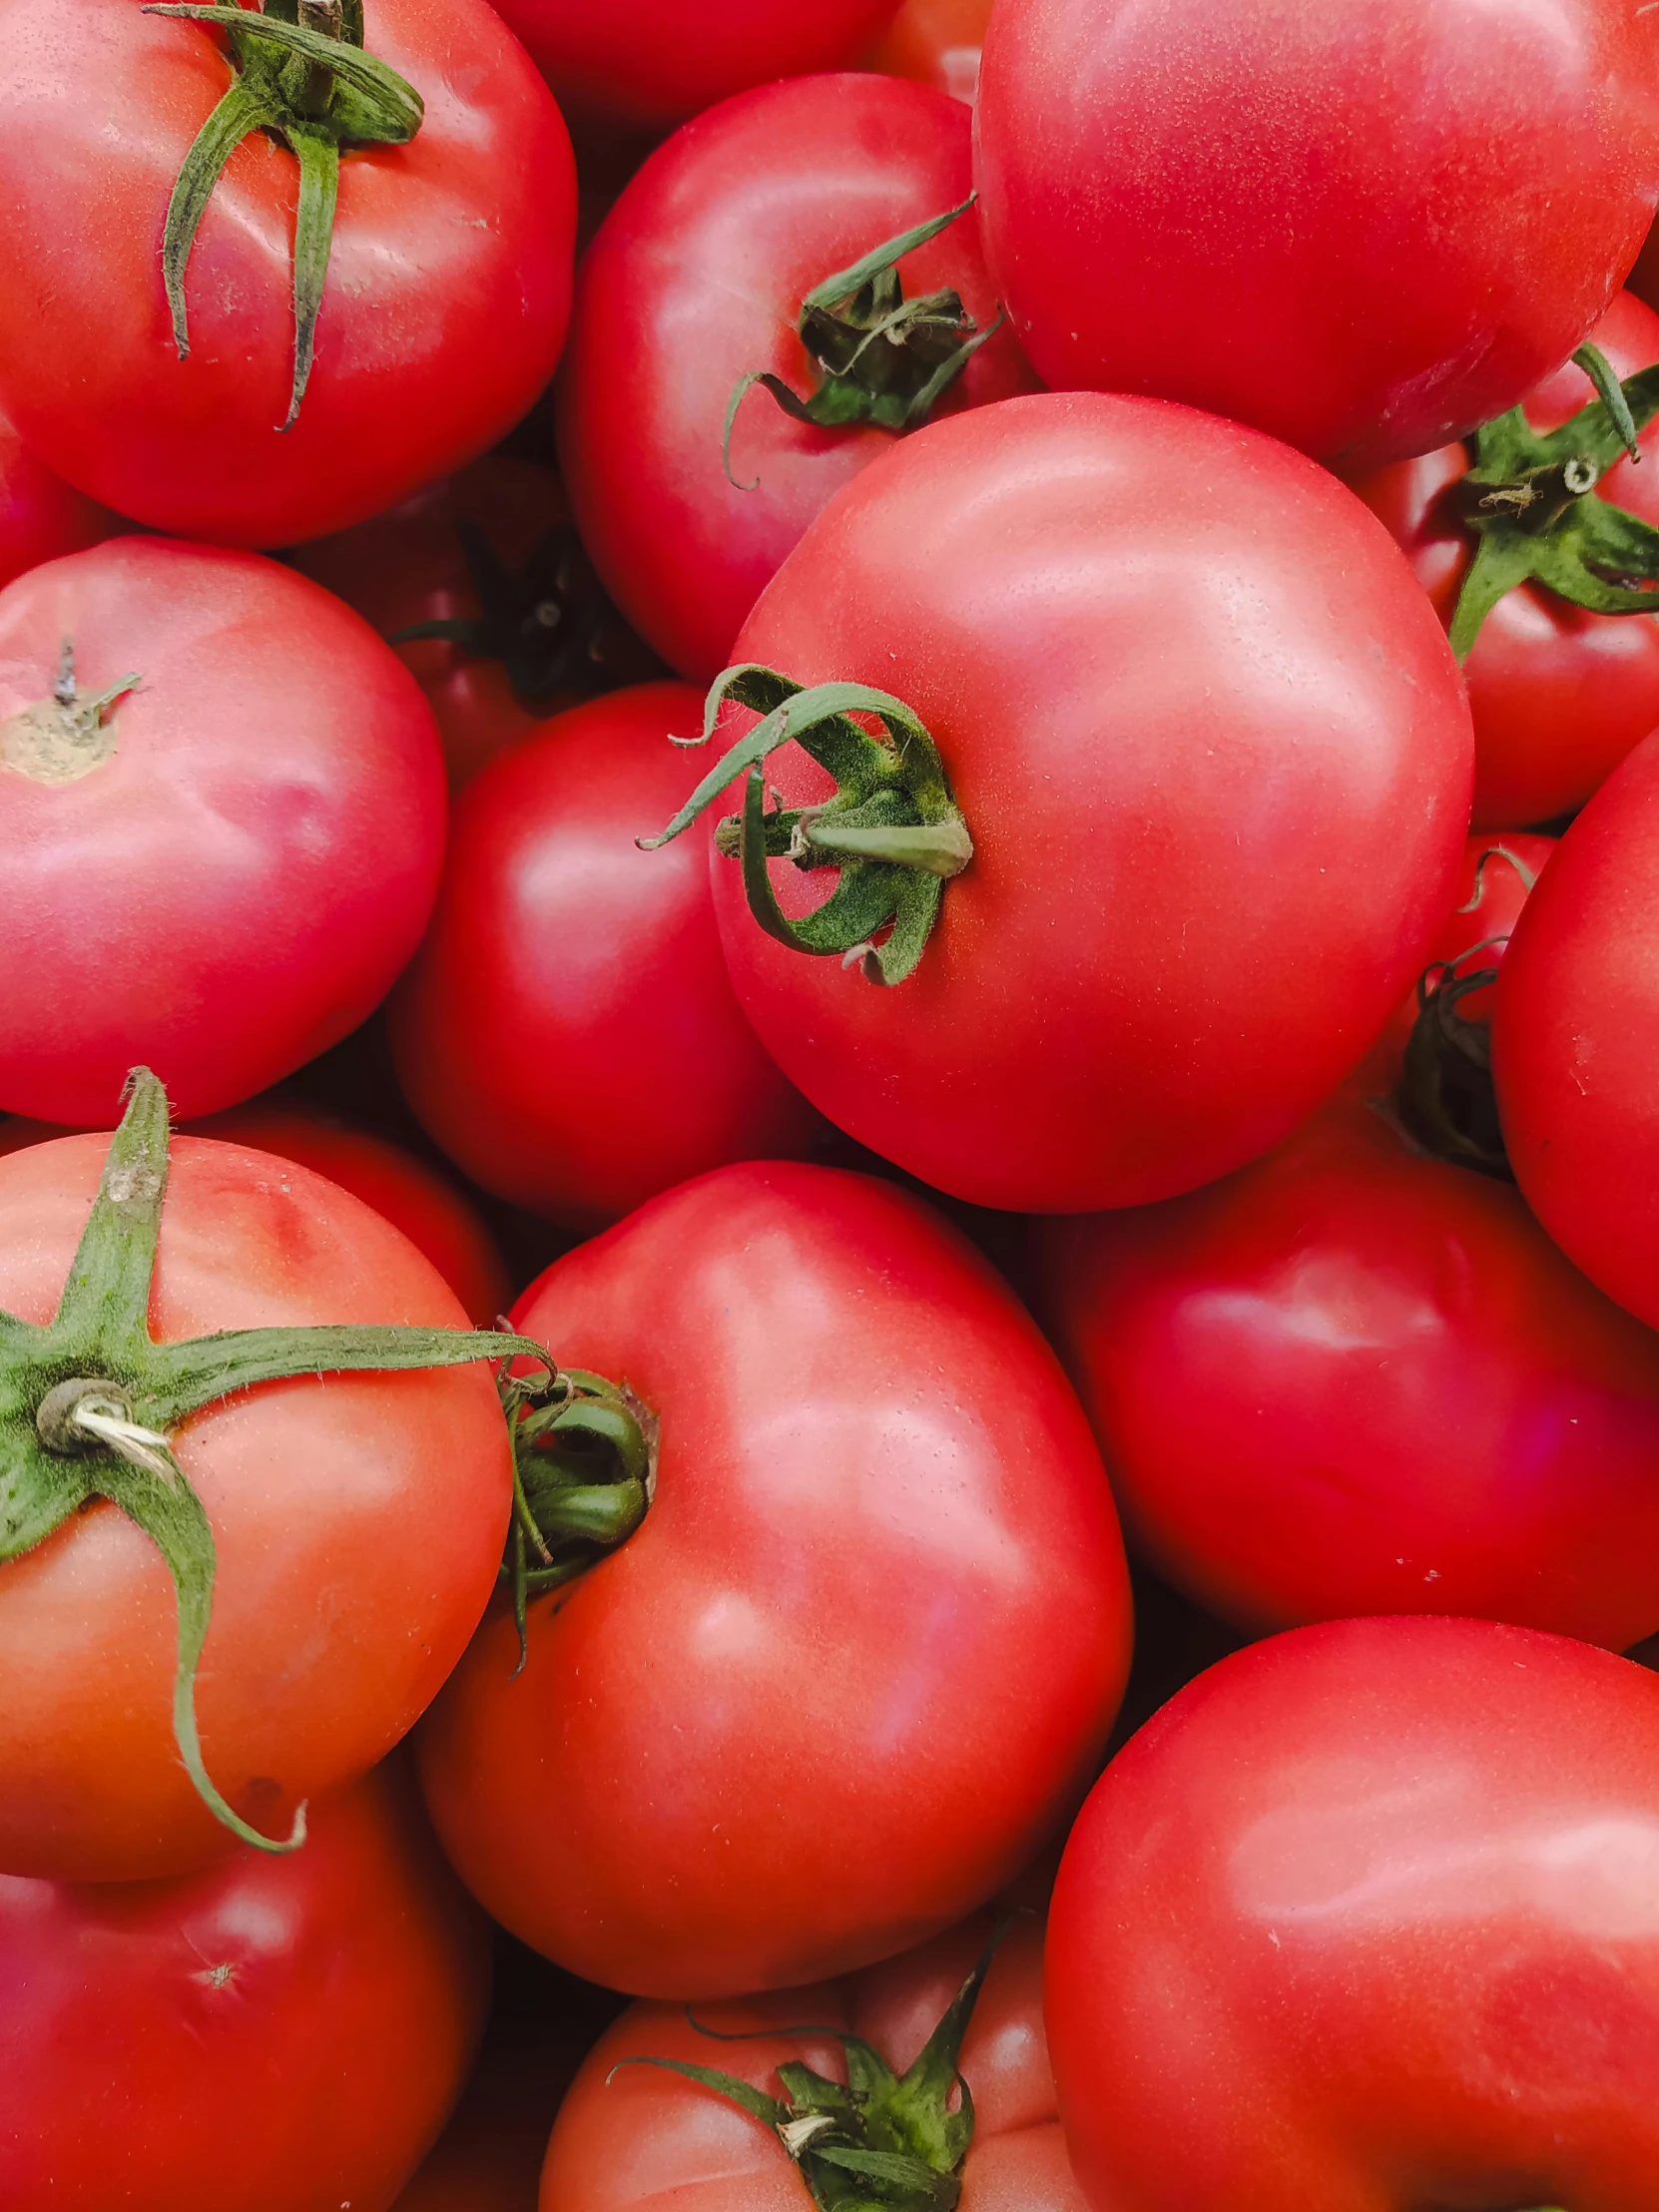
1047;1617;1659;2207
0;1126;513;1881
418;1163;1131;1998
392;2017;598;2212
687;392;1471;1212
1353;293;1659;828
1494;729;1659;1333
558;75;1038;683
0;0;575;547
866;0;992;104
541;1914;1085;2212
390;684;819;1231
975;0;1659;465
0;1766;489;2212
0;538;446;1126
288;456;659;790
0;405;125;592
488;0;904;131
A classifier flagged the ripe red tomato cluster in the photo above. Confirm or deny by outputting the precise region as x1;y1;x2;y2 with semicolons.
5;0;1659;2204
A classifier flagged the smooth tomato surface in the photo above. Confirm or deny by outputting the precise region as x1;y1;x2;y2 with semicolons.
0;0;575;545
391;685;819;1230
0;1767;489;2212
541;1914;1085;2212
1494;730;1659;1331
558;75;1036;682
1354;291;1659;828
0;406;124;592
866;0;993;104
488;0;903;130
975;0;1659;464
707;392;1472;1212
1047;1618;1659;2209
0;539;446;1125
418;1163;1131;1997
0;1130;513;1881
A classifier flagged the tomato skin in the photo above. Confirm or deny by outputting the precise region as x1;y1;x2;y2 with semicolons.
1047;1617;1659;2208
0;1765;489;2212
0;407;125;592
866;0;993;105
1353;293;1659;829
710;392;1472;1212
0;0;576;547
488;0;903;131
540;1914;1085;2212
558;76;1037;685
390;684;819;1231
418;1162;1131;1998
391;2019;596;2212
0;539;446;1126
975;0;1659;466
0;1130;513;1882
1493;731;1659;1334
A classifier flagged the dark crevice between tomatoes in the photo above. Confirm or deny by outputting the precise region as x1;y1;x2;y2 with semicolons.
0;637;140;786
723;195;1003;489
1392;959;1512;1181
616;1922;1012;2212
389;519;666;715
141;0;424;428
0;1069;562;1853
499;1361;654;1673
1446;341;1659;659
641;664;972;985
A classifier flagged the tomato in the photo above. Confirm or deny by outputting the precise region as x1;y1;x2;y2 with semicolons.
0;1765;489;2212
0;1103;517;1882
0;406;125;593
659;392;1471;1213
486;0;904;132
866;0;992;105
288;456;660;790
557;75;1038;684
390;684;819;1232
0;538;446;1126
540;1913;1085;2212
1047;1616;1659;2208
418;1162;1131;1998
391;2016;599;2212
974;0;1659;466
0;0;575;547
1494;729;1659;1334
1353;293;1659;828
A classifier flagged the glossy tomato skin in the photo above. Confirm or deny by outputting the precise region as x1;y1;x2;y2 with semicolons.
0;1131;513;1881
1494;731;1659;1333
0;539;446;1125
0;1766;490;2212
1035;1071;1659;1651
866;0;993;105
975;0;1659;466
1047;1617;1659;2209
559;76;1036;684
489;0;903;131
1354;292;1659;829
0;0;576;547
390;684;819;1231
418;1163;1132;1998
541;1914;1085;2212
710;392;1472;1212
0;406;125;591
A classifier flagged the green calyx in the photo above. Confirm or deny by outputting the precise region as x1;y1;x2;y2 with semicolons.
0;1069;561;1854
498;1359;654;1674
1447;341;1659;658
142;0;423;429
724;195;1002;489
389;520;664;715
616;1930;1008;2212
640;665;971;986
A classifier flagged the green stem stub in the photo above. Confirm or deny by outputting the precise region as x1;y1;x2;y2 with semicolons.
640;665;972;987
724;196;1002;489
0;1069;561;1854
614;1929;1009;2212
1446;342;1659;659
142;0;423;429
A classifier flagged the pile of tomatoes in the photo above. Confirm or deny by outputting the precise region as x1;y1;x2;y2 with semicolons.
7;0;1659;2203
